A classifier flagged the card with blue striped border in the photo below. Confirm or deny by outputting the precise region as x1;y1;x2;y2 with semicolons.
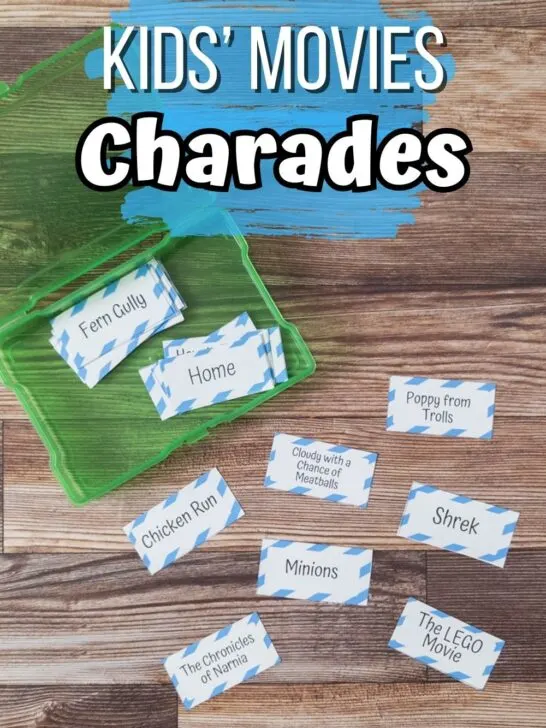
257;538;373;606
123;468;244;574
386;376;496;439
164;612;280;710
398;482;519;568
264;433;378;508
389;598;505;690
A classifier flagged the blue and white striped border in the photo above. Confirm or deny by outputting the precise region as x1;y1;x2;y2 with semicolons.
264;433;378;509
54;310;184;389
257;538;373;606
51;260;184;372
386;376;496;439
150;332;276;420
124;468;244;574
164;612;281;710
389;597;505;690
398;482;519;568
162;311;255;359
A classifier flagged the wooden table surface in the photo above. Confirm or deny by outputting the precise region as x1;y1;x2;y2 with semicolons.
1;2;546;726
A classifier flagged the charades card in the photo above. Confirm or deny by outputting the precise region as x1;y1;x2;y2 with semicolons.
386;376;496;439
257;539;373;606
149;332;275;420
123;469;244;575
59;309;185;388
164;612;280;710
264;433;378;508
50;260;185;369
139;312;257;412
389;598;505;690
159;325;286;389
159;327;287;390
398;482;519;568
162;311;256;358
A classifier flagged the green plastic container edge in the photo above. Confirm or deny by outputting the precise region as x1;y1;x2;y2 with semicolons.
3;213;316;505
0;29;316;503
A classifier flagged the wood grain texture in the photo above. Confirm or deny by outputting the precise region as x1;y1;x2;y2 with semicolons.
3;416;546;552
1;1;545;28
427;550;546;681
0;685;178;728
0;2;126;28
0;4;545;725
0;26;544;153
0;550;425;684
423;29;546;152
0;28;87;83
2;151;546;419
176;682;546;727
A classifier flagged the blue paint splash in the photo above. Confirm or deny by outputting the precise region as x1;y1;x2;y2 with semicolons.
86;0;454;239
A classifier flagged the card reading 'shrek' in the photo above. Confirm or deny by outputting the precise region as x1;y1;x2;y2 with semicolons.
164;612;280;710
389;598;505;690
398;482;519;568
264;433;378;508
386;376;496;439
123;469;244;574
257;539;373;606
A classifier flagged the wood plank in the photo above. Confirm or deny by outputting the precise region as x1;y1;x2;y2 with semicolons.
427;549;546;681
6;285;546;420
0;685;177;728
1;150;545;419
0;25;544;153
386;0;546;28
5;415;546;552
424;29;546;152
0;421;3;553
0;28;87;83
0;3;126;28
177;682;546;727
0;2;545;28
0;550;425;683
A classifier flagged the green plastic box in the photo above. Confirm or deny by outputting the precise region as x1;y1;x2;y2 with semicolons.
0;31;315;504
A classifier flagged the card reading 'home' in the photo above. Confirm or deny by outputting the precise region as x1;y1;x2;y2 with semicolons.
389;598;505;690
264;433;378;508
257;538;373;606
164;612;281;710
386;376;496;439
398;482;519;568
123;469;244;574
155;333;275;419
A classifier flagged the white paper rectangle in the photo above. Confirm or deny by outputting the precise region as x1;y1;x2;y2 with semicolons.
266;327;288;383
123;469;244;575
264;433;377;508
149;331;275;420
257;538;373;606
398;482;519;568
386;376;496;439
162;311;256;358
164;612;281;710
389;598;505;690
54;310;184;388
51;260;183;368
